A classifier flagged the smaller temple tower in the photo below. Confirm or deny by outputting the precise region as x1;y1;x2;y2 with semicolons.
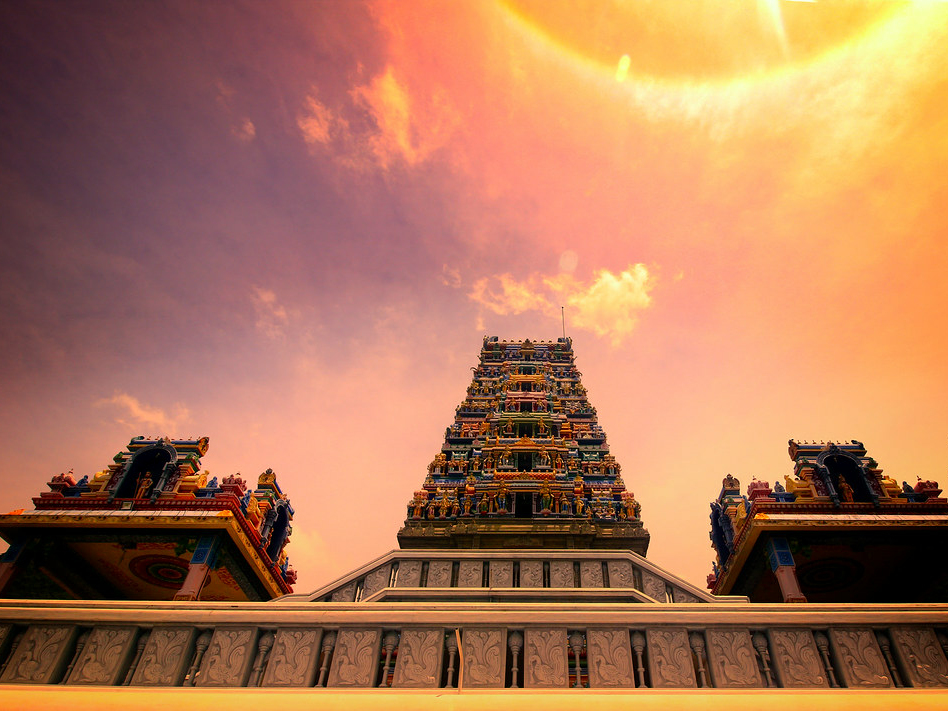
708;439;948;603
0;436;296;601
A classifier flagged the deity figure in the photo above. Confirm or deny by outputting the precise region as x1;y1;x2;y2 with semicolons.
496;482;509;514
462;495;473;516
537;448;551;467
427;499;439;519
135;471;154;499
500;447;513;467
539;483;553;514
574;496;585;516
537;418;548;435
554;454;564;471
439;497;450;519
477;495;489;515
559;495;571;515
503;419;515;436
450;498;460;518
838;479;855;502
880;475;901;499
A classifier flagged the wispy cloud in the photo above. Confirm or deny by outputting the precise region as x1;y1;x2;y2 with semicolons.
251;286;289;339
468;264;656;346
297;66;459;172
97;393;189;433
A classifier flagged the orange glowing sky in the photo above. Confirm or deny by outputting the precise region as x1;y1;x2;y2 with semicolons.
1;1;947;594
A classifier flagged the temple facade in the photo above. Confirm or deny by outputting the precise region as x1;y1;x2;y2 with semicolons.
0;437;296;601
0;338;946;708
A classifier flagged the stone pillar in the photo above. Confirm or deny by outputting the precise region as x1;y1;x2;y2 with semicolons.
173;535;220;601
766;538;807;603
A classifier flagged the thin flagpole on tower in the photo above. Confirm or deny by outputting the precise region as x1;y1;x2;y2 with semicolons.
561;306;566;339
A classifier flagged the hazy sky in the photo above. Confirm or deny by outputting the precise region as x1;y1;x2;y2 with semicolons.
2;1;947;594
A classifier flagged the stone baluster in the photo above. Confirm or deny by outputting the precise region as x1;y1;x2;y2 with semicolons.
316;631;337;687
444;631;458;688
814;632;839;688
508;631;523;688
249;631;275;687
569;631;584;688
631;631;647;688
122;631;149;685
187;630;213;687
874;631;903;688
62;629;90;684
752;632;775;687
689;632;709;688
378;631;399;687
0;628;24;678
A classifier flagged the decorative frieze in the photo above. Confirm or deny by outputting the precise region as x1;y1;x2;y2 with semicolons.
549;560;573;588
705;628;761;687
395;560;422;587
66;626;137;686
642;571;666;602
457;561;482;588
330;581;356;602
646;628;697;688
829;628;891;688
607;560;635;588
489;560;513;587
327;629;381;687
520;561;542;588
362;565;390;599
0;624;77;684
586;628;634;687
890;626;948;688
196;627;257;687
579;561;603;588
131;627;196;686
392;629;443;688
461;628;505;688
261;628;322;687
524;628;568;688
769;628;828;688
426;561;452;588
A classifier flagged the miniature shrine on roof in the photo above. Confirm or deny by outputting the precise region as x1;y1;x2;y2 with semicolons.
708;439;948;603
0;436;296;601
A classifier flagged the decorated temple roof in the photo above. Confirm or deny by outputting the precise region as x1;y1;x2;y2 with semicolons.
397;336;649;553
0;436;296;600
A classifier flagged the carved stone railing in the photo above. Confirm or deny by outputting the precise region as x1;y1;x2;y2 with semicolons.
286;549;726;604
0;600;946;690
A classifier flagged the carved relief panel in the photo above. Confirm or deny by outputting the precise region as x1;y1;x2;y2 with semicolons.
361;565;391;599
395;560;423;587
330;581;356;602
261;628;322;687
671;588;701;603
705;629;761;688
327;629;381;687
426;561;452;588
392;628;443;688
768;628;828;688
457;560;483;588
461;628;505;688
0;624;78;684
829;628;891;688
196;627;257;687
580;561;604;588
549;560;573;588
67;626;138;686
606;560;634;588
642;571;667;602
646;628;697;688
520;561;542;588
890;627;948;688
524;628;568;688
489;560;513;587
586;628;635;687
131;627;196;686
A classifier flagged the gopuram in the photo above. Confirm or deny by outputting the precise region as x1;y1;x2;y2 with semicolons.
0;337;946;710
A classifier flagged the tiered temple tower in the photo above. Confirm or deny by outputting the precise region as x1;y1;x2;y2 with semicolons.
398;336;647;553
0;437;296;601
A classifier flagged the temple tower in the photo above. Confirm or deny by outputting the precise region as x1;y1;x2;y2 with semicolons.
397;336;648;553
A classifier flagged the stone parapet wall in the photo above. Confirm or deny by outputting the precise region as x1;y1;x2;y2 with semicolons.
0;600;946;690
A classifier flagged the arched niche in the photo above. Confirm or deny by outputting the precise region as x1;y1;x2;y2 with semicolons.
818;450;876;504
265;503;291;561
112;443;177;500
